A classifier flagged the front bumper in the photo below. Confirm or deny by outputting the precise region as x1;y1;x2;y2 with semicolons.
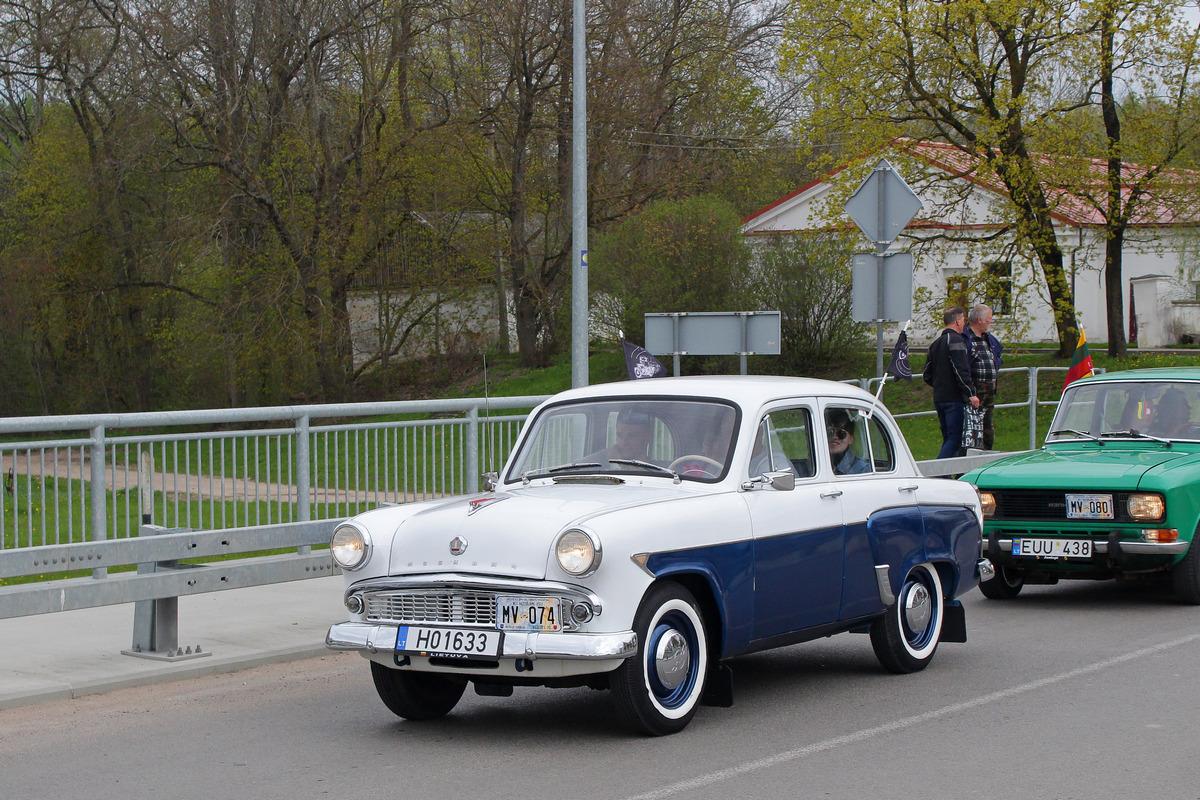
326;621;638;661
986;534;1190;558
977;557;995;583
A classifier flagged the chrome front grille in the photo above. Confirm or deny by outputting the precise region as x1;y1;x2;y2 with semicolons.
365;590;496;626
359;587;585;631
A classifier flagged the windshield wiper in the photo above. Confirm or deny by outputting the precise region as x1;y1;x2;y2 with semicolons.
1100;428;1171;445
521;461;602;482
1050;428;1100;442
606;458;679;478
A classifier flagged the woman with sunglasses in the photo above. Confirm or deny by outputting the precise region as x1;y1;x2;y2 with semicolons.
826;408;870;475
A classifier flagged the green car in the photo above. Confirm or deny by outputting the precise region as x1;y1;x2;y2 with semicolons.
962;368;1200;604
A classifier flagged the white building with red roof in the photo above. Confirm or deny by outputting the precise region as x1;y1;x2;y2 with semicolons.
741;140;1200;348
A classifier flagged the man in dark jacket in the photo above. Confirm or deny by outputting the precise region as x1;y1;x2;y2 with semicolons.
923;306;980;458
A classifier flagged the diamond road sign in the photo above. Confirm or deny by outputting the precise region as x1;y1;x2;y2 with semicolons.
843;159;922;246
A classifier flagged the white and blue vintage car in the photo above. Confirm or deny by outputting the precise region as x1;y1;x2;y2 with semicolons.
326;376;989;735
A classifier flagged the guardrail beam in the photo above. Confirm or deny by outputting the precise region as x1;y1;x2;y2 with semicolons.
0;551;336;620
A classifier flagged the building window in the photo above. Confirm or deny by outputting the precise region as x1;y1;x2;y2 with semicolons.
982;260;1013;315
946;274;970;308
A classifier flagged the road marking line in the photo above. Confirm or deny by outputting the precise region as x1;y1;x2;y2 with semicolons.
617;633;1200;800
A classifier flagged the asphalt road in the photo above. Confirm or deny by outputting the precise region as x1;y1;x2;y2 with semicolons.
3;581;1198;800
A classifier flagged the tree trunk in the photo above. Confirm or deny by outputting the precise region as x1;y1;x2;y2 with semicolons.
989;147;1078;356
1099;5;1127;358
1105;228;1128;356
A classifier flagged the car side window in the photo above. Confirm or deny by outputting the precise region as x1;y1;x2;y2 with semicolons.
751;408;815;478
866;415;895;472
824;406;873;475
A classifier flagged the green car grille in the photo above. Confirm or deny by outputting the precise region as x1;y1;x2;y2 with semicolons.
990;489;1141;523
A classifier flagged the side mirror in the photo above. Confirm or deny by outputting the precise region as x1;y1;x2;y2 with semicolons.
483;471;499;491
765;471;795;491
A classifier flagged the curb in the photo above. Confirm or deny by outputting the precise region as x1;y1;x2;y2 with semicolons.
0;642;335;711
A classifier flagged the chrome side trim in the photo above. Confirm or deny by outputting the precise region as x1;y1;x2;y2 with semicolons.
989;538;1189;556
874;564;895;606
326;621;637;661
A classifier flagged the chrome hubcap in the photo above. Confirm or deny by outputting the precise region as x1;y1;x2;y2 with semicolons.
654;629;690;690
903;583;931;632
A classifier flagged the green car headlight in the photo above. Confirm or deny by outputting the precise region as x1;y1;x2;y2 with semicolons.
331;523;370;570
1127;493;1165;522
979;490;996;518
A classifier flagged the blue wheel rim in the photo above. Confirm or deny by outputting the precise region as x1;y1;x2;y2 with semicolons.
901;570;939;650
646;610;700;709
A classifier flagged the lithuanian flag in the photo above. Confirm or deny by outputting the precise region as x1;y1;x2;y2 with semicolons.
1062;328;1094;390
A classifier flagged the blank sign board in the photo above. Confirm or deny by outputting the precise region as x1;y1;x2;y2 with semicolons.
851;252;913;323
645;311;782;355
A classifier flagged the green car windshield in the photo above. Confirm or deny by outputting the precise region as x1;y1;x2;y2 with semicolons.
1049;380;1200;443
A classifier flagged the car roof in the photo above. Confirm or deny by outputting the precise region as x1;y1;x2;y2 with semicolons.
539;374;878;408
1075;367;1200;384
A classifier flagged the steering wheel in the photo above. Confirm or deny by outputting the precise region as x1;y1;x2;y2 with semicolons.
668;454;723;478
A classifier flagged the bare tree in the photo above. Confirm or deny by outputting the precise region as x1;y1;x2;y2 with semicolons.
127;0;465;401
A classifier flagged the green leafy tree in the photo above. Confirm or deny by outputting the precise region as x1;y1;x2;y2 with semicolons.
783;0;1200;356
746;232;870;375
590;194;750;350
1057;0;1200;355
783;0;1092;354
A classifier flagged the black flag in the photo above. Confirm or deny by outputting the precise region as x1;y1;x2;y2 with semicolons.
622;340;667;379
885;330;912;381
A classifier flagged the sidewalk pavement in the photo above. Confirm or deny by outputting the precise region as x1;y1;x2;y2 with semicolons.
0;575;348;710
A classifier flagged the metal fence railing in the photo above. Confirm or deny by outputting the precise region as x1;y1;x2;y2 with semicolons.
858;365;1094;451
0;365;1081;640
0;396;548;566
0;396;551;652
1;365;1081;565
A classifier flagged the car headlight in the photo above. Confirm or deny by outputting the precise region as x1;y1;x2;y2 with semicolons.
556;528;601;576
331;523;370;570
1127;493;1165;522
979;490;996;518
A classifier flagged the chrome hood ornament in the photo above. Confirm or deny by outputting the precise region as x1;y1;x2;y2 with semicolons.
467;495;509;516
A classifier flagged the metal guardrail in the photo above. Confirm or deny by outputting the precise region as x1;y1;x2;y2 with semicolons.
0;396;551;656
917;449;1026;478
0;520;340;617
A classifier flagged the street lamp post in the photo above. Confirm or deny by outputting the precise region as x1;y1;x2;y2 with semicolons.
570;0;588;388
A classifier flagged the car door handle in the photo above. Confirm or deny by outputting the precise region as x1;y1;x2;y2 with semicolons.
820;489;843;499
899;484;919;493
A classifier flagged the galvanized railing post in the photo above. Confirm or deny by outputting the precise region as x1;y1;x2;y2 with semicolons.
1029;368;1040;450
295;413;311;553
466;406;480;494
90;425;107;579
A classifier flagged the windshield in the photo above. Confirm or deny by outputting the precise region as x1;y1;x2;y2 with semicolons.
1048;380;1200;443
506;397;740;483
